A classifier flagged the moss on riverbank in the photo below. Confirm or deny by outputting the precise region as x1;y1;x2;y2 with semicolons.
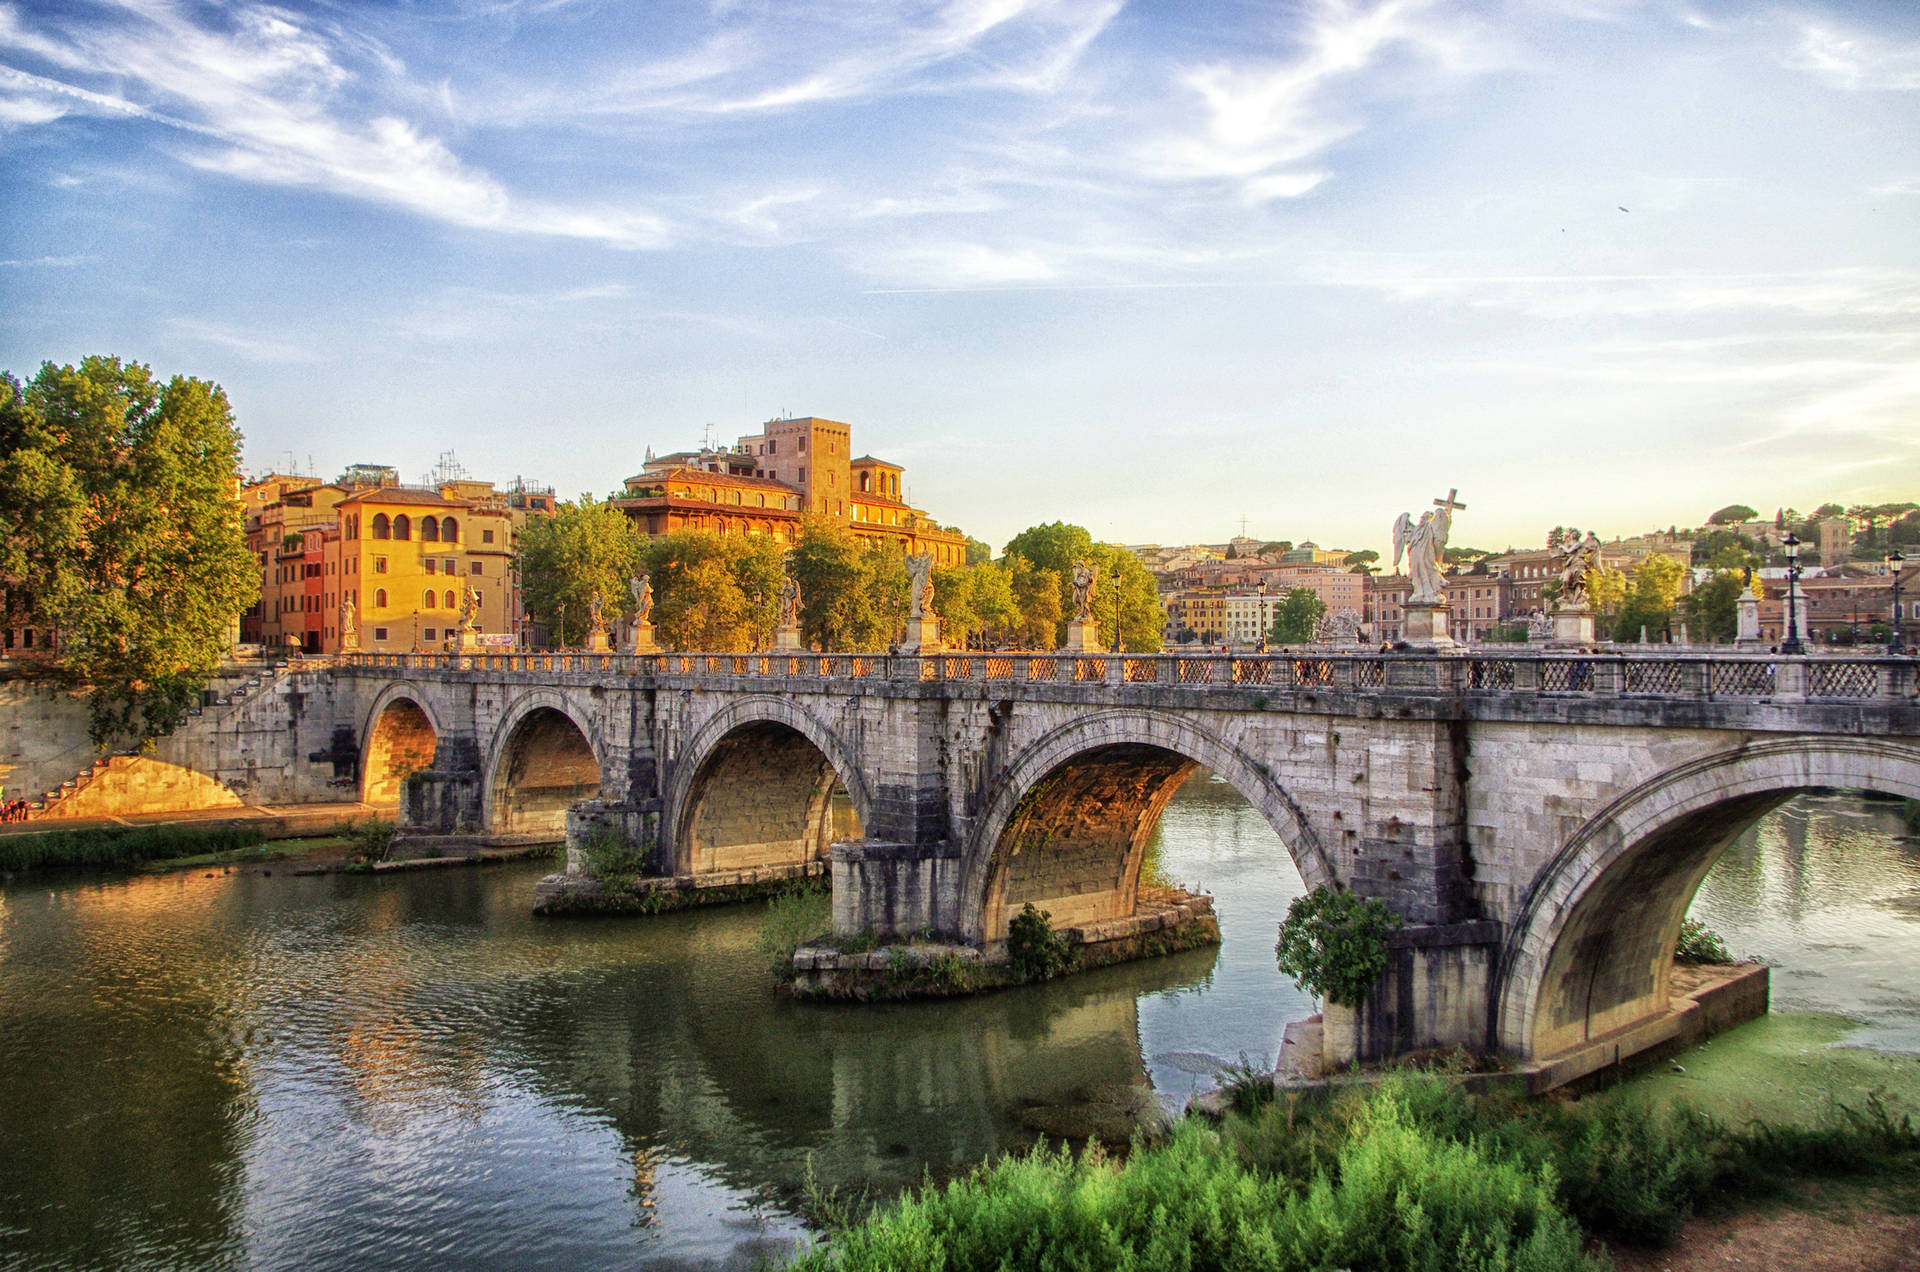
0;823;272;873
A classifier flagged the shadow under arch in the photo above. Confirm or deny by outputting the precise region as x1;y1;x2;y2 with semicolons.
360;684;444;808
484;692;606;836
663;696;872;877
1495;736;1920;1060
960;709;1335;946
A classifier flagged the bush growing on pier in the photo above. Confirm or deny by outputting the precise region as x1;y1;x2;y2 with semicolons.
1674;918;1734;965
578;828;648;894
339;817;395;866
1007;903;1071;983
759;887;832;976
1274;886;1401;1007
0;823;266;872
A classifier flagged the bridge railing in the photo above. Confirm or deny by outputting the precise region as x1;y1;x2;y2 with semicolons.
333;650;1919;702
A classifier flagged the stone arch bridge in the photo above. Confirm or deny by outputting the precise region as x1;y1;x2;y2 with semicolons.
184;648;1920;1075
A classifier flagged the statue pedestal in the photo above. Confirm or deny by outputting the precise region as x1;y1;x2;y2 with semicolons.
898;617;944;655
1549;605;1595;649
628;621;657;655
774;624;804;652
1399;602;1456;650
584;628;612;653
450;628;479;654
1735;595;1761;648
1062;619;1105;654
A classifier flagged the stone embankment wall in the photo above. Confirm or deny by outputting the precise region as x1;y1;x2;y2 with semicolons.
0;676;99;803
36;755;244;819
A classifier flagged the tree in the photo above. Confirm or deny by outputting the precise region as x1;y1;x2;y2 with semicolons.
1268;587;1326;645
639;529;782;651
785;517;910;652
1261;540;1293;555
1089;546;1163;653
1691;529;1761;565
1274;886;1402;1007
1614;554;1686;642
0;357;258;745
1809;502;1845;521
1707;504;1758;526
1002;522;1161;650
1344;549;1380;570
1008;556;1062;649
517;495;645;647
1682;569;1749;643
1585;566;1628;617
964;536;992;567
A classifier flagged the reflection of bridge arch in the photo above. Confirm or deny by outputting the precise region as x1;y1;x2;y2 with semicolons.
1497;736;1920;1059
485;693;605;836
961;710;1333;945
360;684;443;807
665;696;871;877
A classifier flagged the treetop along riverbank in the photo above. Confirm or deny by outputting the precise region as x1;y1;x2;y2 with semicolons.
782;1070;1920;1272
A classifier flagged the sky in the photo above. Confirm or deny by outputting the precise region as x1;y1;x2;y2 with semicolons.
2;0;1918;558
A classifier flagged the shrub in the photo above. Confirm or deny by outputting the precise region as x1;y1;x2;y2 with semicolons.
578;828;648;893
1674;918;1733;965
0;823;267;873
1275;886;1402;1006
1007;903;1071;983
341;817;395;865
759;887;832;976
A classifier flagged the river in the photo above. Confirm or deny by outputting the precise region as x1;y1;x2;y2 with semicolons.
1;780;1915;1270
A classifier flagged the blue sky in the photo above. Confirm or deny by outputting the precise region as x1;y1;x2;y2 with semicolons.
2;0;1917;556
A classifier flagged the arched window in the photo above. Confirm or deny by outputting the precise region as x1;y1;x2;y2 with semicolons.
860;472;871;492
421;516;440;542
375;589;387;608
441;518;458;543
393;515;411;541
423;590;436;609
371;514;390;540
443;590;456;610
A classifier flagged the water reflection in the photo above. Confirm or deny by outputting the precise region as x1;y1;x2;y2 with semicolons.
8;782;1902;1269
1688;792;1920;1054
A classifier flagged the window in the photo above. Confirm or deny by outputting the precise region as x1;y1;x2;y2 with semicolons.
425;559;437;575
421;516;440;542
423;628;437;642
481;529;494;544
423;590;436;609
470;562;483;575
374;557;387;574
372;514;390;539
444;559;454;573
768;439;777;454
374;627;388;641
442;519;458;543
444;590;455;609
798;436;807;452
375;589;388;608
393;514;411;540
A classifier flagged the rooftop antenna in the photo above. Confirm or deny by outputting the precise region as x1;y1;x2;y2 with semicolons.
1239;514;1248;539
702;422;716;452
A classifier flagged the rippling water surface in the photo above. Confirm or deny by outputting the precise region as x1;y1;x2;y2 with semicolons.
1;780;1914;1269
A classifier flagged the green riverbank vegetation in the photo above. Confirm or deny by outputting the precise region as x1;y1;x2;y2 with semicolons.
0;822;270;873
786;1072;1920;1272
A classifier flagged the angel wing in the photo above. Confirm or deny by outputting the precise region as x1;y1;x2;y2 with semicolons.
1391;512;1412;571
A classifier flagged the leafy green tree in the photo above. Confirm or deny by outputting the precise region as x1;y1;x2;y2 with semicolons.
1614;554;1687;642
967;560;1021;646
1274;886;1402;1007
1681;569;1748;643
639;529;782;651
517;495;645;647
0;357;257;744
1344;549;1379;570
1707;504;1758;526
786;517;911;652
1268;587;1327;645
1690;529;1761;565
1808;501;1844;521
964;536;992;567
1260;540;1293;555
1008;556;1062;649
1003;522;1161;650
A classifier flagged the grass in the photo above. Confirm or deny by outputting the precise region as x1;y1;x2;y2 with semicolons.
782;1070;1920;1271
0;823;270;873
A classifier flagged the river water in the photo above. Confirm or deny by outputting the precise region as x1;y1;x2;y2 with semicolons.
1;780;1915;1271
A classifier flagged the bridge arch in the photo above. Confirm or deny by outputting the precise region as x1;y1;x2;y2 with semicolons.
960;710;1335;945
360;683;444;808
664;695;872;878
484;692;606;836
1496;736;1920;1059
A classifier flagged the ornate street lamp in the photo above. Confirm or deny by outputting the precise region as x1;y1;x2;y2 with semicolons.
1781;533;1804;655
1891;547;1907;654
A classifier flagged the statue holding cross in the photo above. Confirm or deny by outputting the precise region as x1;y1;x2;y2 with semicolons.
1393;488;1465;606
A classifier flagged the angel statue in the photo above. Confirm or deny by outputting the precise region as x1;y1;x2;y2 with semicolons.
1553;532;1603;609
458;585;480;632
628;573;652;624
588;588;607;638
1070;559;1099;621
1392;490;1463;605
906;554;935;621
779;575;802;627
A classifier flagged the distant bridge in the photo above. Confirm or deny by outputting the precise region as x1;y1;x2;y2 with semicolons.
157;647;1920;1077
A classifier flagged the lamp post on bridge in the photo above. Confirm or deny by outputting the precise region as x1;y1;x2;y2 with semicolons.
1891;547;1907;655
1781;533;1804;655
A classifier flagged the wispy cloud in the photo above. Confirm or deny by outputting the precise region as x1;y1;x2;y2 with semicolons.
1787;17;1920;91
0;1;671;247
0;252;92;267
168;317;324;364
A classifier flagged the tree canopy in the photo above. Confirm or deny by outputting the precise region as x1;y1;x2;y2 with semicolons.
1002;521;1162;652
1706;504;1758;526
516;495;646;647
0;357;258;744
642;529;783;651
1268;588;1327;645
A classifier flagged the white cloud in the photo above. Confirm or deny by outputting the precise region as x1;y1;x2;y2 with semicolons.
1788;18;1920;91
